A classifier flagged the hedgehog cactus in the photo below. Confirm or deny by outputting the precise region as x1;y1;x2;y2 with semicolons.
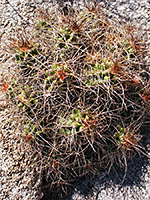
2;2;149;188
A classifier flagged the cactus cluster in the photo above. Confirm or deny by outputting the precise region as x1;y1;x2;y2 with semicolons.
2;2;149;189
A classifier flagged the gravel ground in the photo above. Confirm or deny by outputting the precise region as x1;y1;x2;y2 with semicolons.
0;0;150;200
0;108;42;200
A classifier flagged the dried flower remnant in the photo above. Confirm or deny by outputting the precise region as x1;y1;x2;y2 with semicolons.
26;134;34;141
111;61;121;74
9;37;31;52
141;92;150;102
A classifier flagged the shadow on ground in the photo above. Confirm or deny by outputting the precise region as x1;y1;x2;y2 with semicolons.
41;122;150;200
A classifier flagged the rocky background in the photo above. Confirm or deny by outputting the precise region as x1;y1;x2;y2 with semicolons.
0;0;149;200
